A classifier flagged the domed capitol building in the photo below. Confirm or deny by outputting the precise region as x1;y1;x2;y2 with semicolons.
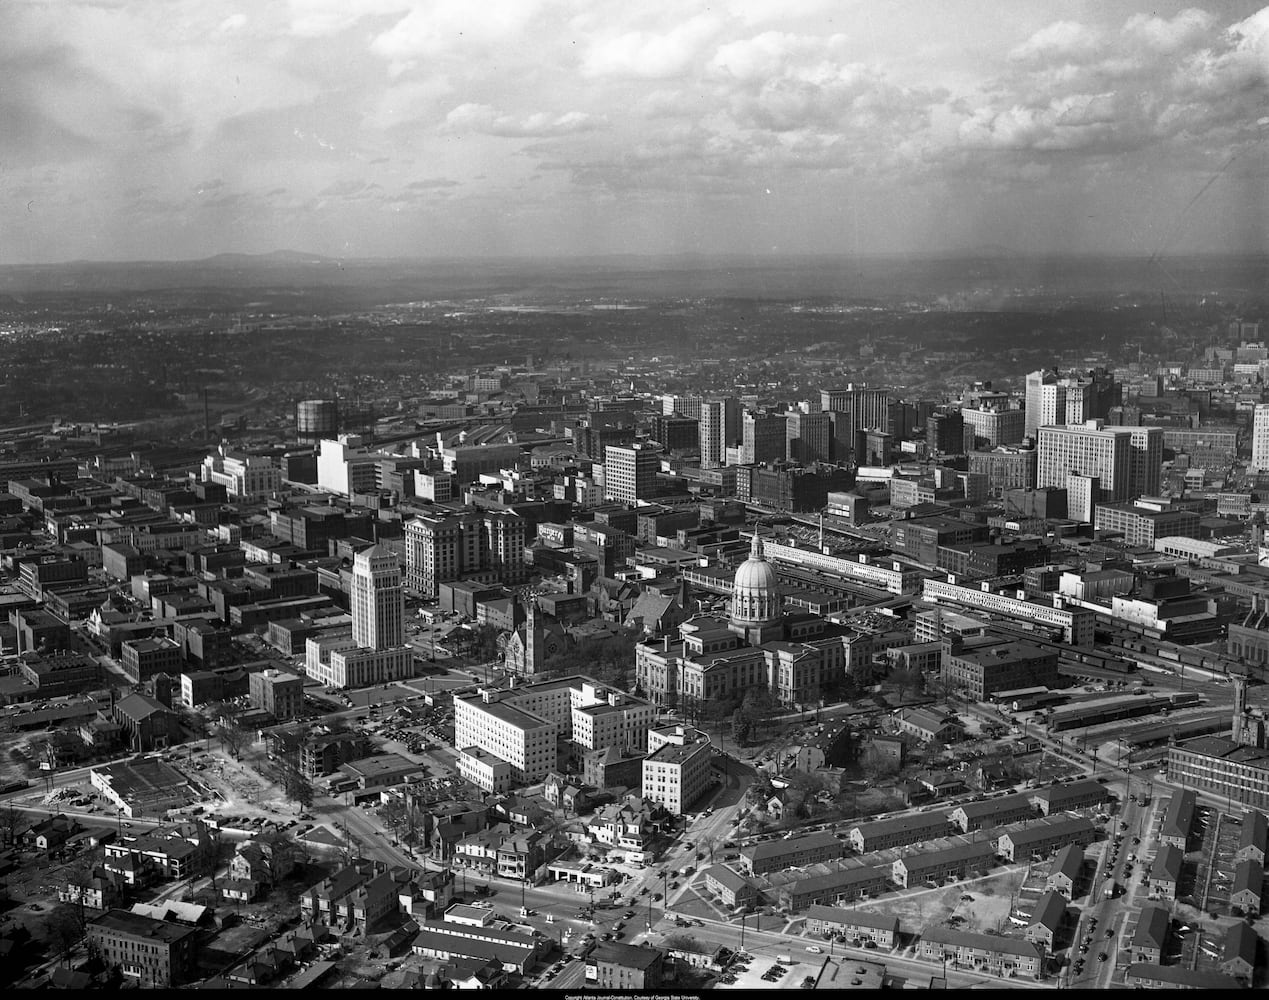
635;531;886;711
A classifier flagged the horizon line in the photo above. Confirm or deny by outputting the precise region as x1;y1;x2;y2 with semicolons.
3;248;1267;270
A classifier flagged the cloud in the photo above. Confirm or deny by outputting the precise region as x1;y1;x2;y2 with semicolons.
1009;20;1104;64
407;178;459;189
580;13;723;78
1124;8;1217;54
287;0;405;38
317;179;382;199
444;103;605;138
370;0;545;74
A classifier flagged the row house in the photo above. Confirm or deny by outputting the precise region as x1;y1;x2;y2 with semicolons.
299;859;381;927
774;864;893;911
702;865;758;910
1237;809;1267;864
1231;859;1264;914
1150;843;1184;900
1023;890;1067;952
996;816;1096;862
1046;843;1084;899
892;841;995;889
848;810;952;854
1123;964;1241;990
917;926;1044;980
1030;778;1110;816
1129;904;1170;963
737;830;845;877
804;906;901;947
949;792;1036;833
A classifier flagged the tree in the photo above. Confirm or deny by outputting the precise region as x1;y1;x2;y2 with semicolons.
47;903;86;967
0;801;25;848
468;625;504;664
741;686;776;733
891;665;922;702
730;709;751;746
281;763;314;810
662;932;701;953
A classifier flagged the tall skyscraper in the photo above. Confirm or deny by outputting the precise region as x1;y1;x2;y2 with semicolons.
1253;404;1269;471
352;545;404;651
700;396;740;469
820;385;889;463
1127;426;1164;498
1025;368;1120;440
604;443;658;504
1036;421;1158;503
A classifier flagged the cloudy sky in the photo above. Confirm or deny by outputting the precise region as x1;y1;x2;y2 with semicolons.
3;0;1267;264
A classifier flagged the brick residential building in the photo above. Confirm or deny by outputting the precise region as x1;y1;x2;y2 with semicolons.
87;909;199;986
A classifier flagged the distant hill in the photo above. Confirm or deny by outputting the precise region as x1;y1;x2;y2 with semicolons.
0;250;1263;304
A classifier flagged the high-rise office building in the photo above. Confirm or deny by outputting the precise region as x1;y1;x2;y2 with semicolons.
662;394;705;420
604;444;659;504
700;396;740;469
1036;421;1158;503
1127;426;1164;498
404;508;527;597
352;545;404;651
785;411;832;464
741;411;787;465
962;405;1026;448
820;386;889;461
648;414;699;452
1025;369;1120;440
307;544;413;689
1252;404;1269;471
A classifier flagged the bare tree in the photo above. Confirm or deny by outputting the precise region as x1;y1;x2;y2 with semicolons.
48;903;86;967
0;801;25;848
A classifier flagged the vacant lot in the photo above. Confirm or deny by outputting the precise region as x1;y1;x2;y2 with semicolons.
853;865;1027;938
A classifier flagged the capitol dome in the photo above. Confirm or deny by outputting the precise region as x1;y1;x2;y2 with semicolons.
731;532;782;626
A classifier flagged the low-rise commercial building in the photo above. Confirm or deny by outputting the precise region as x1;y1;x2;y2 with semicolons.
586;942;666;990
